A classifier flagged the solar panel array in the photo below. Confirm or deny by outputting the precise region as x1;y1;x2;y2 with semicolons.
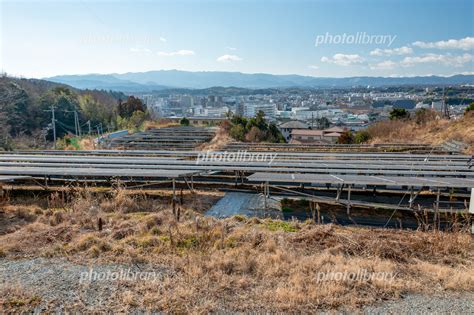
103;126;216;151
223;142;453;153
0;151;472;189
247;173;474;189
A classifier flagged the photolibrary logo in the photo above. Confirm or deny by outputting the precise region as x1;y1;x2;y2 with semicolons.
315;269;396;283
79;268;162;283
315;32;397;47
196;150;277;165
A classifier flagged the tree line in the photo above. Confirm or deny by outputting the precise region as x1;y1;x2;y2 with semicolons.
0;76;148;150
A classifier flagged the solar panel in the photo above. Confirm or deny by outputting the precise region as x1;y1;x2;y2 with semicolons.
247;172;474;189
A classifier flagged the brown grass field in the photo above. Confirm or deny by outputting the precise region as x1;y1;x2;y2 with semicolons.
368;111;474;154
0;190;472;312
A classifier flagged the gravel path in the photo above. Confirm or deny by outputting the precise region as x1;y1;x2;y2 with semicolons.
0;257;172;312
205;192;282;218
361;292;474;314
1;257;473;313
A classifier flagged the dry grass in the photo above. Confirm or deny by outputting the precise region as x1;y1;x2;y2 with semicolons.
198;125;232;150
78;137;96;150
0;191;472;312
142;119;179;131
368;112;474;154
0;286;42;312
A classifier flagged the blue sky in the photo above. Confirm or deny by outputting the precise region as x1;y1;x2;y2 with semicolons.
1;0;473;78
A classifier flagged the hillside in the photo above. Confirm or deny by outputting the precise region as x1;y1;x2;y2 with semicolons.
0;76;127;150
366;111;474;154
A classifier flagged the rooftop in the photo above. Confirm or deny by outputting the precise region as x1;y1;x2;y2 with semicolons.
279;120;310;129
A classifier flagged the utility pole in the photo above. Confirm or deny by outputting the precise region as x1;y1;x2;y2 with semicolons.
87;120;92;135
65;110;82;136
44;106;57;149
74;111;78;136
52;106;56;149
74;111;81;136
441;87;450;119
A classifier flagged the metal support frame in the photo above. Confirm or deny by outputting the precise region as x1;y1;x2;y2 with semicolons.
434;188;441;229
172;178;176;201
346;185;352;215
263;181;269;211
336;184;344;201
469;188;474;235
408;186;424;209
183;176;195;193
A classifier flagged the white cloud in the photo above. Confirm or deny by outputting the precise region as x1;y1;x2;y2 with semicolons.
401;53;473;67
412;37;474;50
129;47;152;53
320;53;364;66
369;60;397;70
370;46;413;56
159;37;167;43
308;65;319;70
157;50;195;56
216;54;242;62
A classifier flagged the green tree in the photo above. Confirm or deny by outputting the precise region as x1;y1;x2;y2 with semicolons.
127;111;147;131
465;102;474;114
229;124;246;141
354;130;371;144
316;117;330;129
180;117;190;126
0;78;37;137
389;108;410;120
79;94;113;128
117;96;146;118
38;87;82;139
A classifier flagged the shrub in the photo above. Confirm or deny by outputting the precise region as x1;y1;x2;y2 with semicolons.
354;130;371;144
465;102;474;114
337;131;354;144
180;117;190;126
229;124;246;141
389;108;410;120
415;108;436;125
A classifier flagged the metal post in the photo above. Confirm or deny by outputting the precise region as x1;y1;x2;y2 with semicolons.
435;188;440;211
172;178;176;200
469;188;474;235
264;181;268;211
336;184;344;202
87;120;92;135
435;188;441;229
346;185;351;215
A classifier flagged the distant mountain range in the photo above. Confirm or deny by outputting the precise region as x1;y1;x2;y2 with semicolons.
46;70;474;92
